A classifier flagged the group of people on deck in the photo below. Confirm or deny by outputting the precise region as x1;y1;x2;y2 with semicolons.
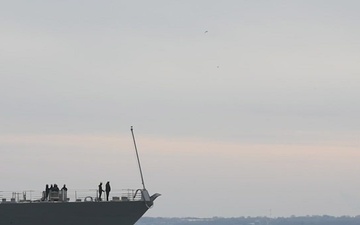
43;182;112;202
98;181;111;201
44;184;67;201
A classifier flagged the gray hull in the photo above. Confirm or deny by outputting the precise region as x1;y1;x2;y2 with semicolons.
0;201;151;225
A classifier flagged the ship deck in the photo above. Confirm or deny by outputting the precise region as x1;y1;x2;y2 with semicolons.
0;188;143;203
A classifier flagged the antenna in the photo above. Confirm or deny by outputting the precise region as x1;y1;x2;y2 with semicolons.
131;126;146;190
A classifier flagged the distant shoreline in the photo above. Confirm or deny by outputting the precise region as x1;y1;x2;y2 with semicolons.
138;216;360;225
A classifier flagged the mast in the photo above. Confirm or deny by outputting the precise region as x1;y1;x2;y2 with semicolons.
131;126;146;190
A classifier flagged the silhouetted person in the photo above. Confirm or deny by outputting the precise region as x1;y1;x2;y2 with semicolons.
98;182;104;201
45;184;50;200
53;184;59;192
61;184;68;202
50;184;54;191
105;181;111;201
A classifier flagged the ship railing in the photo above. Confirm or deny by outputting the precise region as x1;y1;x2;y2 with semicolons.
0;190;43;203
72;188;143;202
0;189;143;203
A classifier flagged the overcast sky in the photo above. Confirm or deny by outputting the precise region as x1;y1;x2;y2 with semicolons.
1;0;360;218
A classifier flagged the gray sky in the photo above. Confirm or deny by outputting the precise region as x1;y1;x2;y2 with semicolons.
1;0;360;218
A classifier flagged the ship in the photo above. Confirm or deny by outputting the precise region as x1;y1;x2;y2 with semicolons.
0;127;161;225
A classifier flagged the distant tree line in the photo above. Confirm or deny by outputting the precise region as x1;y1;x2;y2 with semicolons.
137;215;360;225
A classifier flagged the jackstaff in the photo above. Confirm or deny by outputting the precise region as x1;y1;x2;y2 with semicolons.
131;126;146;190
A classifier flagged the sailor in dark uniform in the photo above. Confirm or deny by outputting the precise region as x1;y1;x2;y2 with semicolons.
45;184;50;200
98;182;104;201
105;181;111;201
61;184;68;191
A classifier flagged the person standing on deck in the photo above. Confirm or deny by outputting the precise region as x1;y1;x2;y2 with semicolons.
61;184;68;202
45;184;50;200
61;184;68;191
53;184;59;192
98;182;104;201
105;181;111;201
